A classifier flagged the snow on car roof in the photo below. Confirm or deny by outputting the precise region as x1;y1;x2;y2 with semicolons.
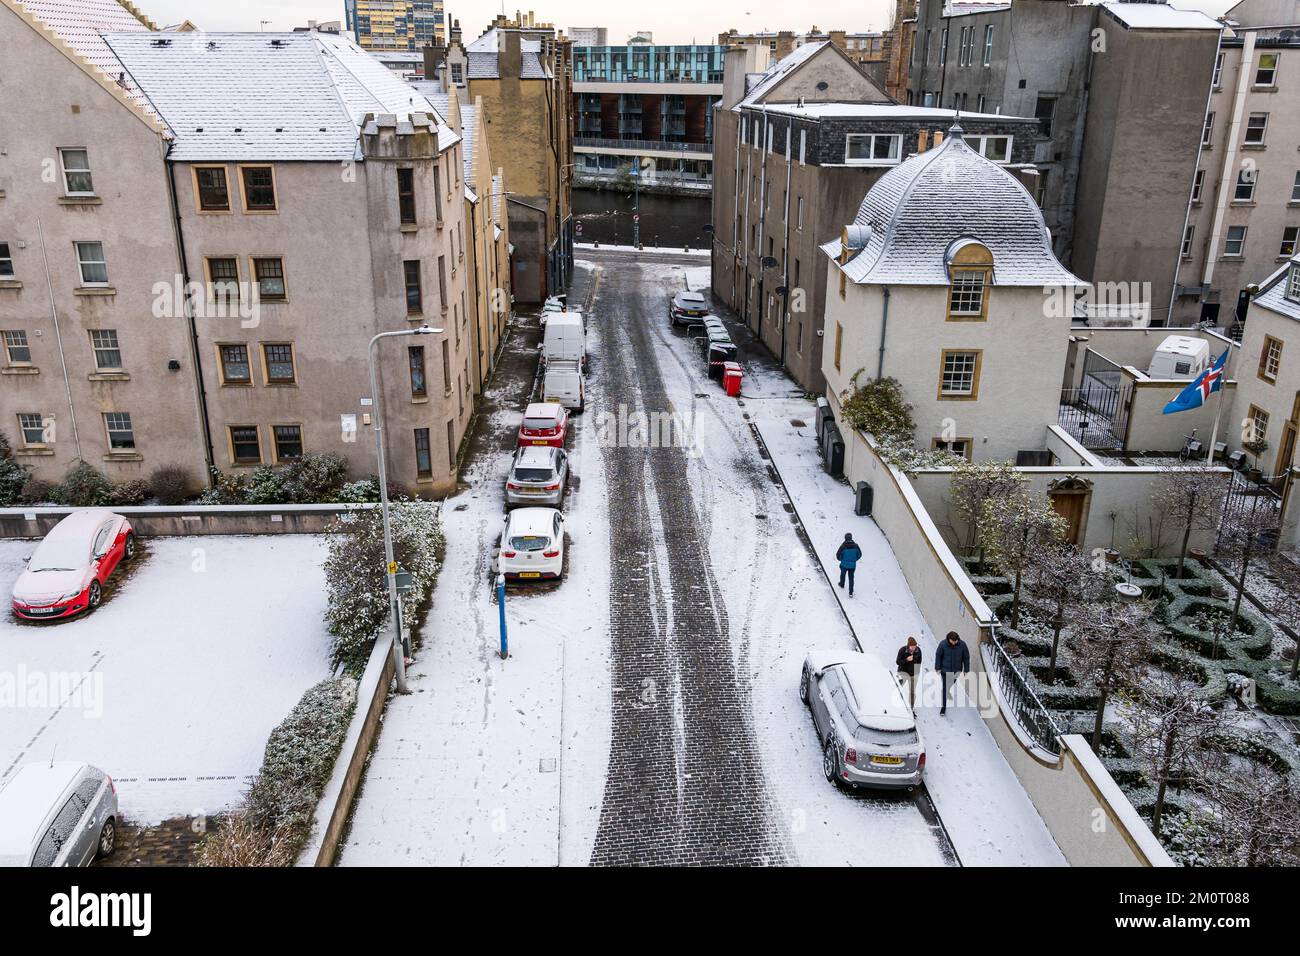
524;402;563;418
45;509;116;541
678;291;705;302
832;653;915;730
517;445;557;467
0;762;85;857
507;507;560;535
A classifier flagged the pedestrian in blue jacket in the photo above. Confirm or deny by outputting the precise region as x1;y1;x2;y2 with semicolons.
934;631;971;715
836;533;862;596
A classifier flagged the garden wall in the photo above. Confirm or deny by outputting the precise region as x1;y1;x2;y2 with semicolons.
831;400;1173;866
1121;375;1239;453
1067;326;1235;384
0;503;377;538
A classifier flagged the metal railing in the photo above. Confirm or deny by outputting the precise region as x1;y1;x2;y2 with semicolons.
574;136;712;154
1058;382;1131;450
984;627;1064;757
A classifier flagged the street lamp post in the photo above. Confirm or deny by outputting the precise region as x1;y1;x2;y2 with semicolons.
367;325;442;694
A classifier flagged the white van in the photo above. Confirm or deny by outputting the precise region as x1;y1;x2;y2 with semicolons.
0;762;119;866
543;358;585;412
1149;335;1211;380
542;312;586;368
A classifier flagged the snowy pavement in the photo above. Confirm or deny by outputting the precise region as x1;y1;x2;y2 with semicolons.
0;535;333;825
751;412;1067;867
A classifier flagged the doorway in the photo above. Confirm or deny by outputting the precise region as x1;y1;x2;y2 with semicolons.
1048;476;1093;545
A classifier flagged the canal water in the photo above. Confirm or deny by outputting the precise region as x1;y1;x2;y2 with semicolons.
572;188;712;250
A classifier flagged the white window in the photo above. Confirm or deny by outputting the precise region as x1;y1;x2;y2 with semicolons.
1202;111;1215;147
0;242;12;279
983;25;994;66
75;242;108;286
1225;225;1247;257
1234;169;1257;202
450;62;463;84
924;29;932;66
949;270;987;315
4;330;31;365
1292;170;1300;203
1182;225;1195;258
89;329;121;369
845;134;901;165
18;413;46;446
964;26;976;67
1244;113;1268;146
976;94;986;112
1213;51;1224;88
104;412;135;450
797;197;805;229
1255;52;1279;87
940;351;980;397
1192;169;1205;202
1287;266;1300;301
1261;336;1283;381
939;28;948;67
1281;226;1299;258
59;148;94;195
964;135;1012;163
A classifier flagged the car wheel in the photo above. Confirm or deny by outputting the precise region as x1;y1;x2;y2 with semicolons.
799;666;810;704
96;819;116;859
123;532;137;561
87;580;102;610
822;739;840;785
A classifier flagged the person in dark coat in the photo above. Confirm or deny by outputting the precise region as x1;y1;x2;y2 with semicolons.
933;631;971;715
895;636;921;709
835;533;863;596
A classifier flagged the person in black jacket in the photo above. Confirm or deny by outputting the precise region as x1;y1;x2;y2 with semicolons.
895;636;921;709
933;631;971;715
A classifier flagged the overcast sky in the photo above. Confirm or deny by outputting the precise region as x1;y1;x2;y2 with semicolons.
141;0;1239;44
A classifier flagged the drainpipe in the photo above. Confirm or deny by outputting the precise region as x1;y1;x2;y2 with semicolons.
166;160;216;481
468;197;485;395
36;219;81;460
779;122;793;372
877;287;891;380
1167;28;1224;325
1202;30;1255;308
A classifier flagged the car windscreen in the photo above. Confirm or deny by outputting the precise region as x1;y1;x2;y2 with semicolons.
523;418;557;430
514;467;553;482
28;535;90;572
857;725;919;746
509;534;551;551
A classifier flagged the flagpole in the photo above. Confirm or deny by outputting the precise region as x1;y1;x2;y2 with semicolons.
1204;344;1234;465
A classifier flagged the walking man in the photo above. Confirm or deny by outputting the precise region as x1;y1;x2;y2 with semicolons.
895;636;921;710
836;533;862;597
934;631;970;715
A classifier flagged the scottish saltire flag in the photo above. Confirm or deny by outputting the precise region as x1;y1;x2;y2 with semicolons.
1162;350;1229;414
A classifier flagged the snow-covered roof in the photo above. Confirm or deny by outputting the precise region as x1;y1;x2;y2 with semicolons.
823;126;1081;288
942;1;1012;17
465;27;549;79
15;0;162;121
102;31;458;161
737;40;827;108
748;101;1027;123
1252;252;1300;323
1101;2;1223;30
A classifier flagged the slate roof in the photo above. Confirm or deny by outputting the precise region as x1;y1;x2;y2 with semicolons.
822;127;1081;288
1253;253;1300;324
16;0;161;121
464;27;549;79
102;31;458;161
412;85;478;184
736;40;826;109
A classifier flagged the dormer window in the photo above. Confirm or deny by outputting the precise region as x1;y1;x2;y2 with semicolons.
1286;264;1300;303
946;240;993;320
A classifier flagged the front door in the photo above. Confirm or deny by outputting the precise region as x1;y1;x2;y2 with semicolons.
1050;491;1088;545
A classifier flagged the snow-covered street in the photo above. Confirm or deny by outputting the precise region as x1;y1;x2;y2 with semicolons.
0;536;334;825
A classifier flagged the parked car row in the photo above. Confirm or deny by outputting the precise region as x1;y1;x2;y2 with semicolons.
496;295;588;584
668;290;741;390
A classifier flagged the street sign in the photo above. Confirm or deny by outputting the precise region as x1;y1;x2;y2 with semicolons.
387;561;398;575
633;214;640;223
575;221;583;235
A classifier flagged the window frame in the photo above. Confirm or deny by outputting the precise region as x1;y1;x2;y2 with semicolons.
228;424;262;465
192;164;231;212
408;345;428;399
844;133;902;166
3;330;31;366
252;256;287;301
1286;266;1300;302
237;164;278;213
58;148;95;197
1212;50;1224;88
271;423;304;463
1259;335;1283;383
403;260;423;314
217;342;253;386
1191;169;1205;203
1233;169;1257;203
948;268;989;319
1182;224;1195;259
983;25;993;67
103;411;135;451
88;329;121;370
0;242;13;279
74;241;108;287
932;437;973;460
1224;225;1248;257
1255;52;1279;88
414;427;433;479
938;349;983;401
397;167;417;224
1246;405;1270;444
1280;226;1298;259
205;256;241;307
1202;111;1215;147
17;413;47;448
963;134;1012;163
1244;112;1269;146
261;342;297;386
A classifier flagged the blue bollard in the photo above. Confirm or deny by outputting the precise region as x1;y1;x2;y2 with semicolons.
496;573;508;659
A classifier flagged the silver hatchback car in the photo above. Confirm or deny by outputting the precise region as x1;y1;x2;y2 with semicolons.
800;650;925;790
0;761;118;866
505;445;570;508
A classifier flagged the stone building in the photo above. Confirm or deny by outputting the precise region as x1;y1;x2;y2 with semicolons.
710;41;1042;393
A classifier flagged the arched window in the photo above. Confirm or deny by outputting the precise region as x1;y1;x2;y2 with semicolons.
946;239;993;321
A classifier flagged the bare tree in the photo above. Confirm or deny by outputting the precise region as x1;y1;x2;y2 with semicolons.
1068;597;1162;749
1150;466;1227;578
980;490;1068;629
1200;761;1300;867
949;459;1026;569
1026;541;1110;684
1217;493;1279;635
1124;667;1222;837
1270;583;1300;681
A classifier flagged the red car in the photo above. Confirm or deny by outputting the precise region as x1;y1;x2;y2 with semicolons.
11;511;136;621
517;402;569;449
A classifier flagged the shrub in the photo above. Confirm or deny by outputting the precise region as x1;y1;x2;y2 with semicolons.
323;502;444;674
149;465;193;505
19;476;54;506
108;479;151;507
284;453;348;503
244;465;290;505
838;372;914;447
196;467;248;505
336;477;382;503
198;678;357;867
52;462;112;507
0;431;29;507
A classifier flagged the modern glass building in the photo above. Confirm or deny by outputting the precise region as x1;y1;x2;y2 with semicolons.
344;0;445;51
